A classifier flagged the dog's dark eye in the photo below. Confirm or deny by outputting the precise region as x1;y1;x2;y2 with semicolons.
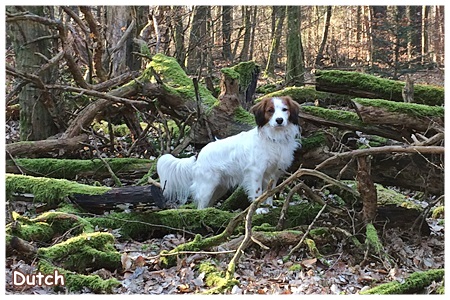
282;108;288;112
267;108;274;113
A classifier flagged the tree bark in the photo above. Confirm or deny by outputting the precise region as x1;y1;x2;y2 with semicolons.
356;156;377;223
286;6;304;86
6;134;89;158
352;98;443;133
221;6;233;61
8;6;59;140
264;6;285;76
314;6;332;67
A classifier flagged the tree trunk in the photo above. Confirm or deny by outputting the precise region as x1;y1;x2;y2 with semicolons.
264;6;285;77
172;6;186;67
222;6;233;61
248;7;257;61
187;6;208;74
286;6;304;86
239;6;251;62
314;6;332;67
8;6;59;141
356;156;377;223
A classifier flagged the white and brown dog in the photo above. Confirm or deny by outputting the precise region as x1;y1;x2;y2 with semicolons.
157;96;301;210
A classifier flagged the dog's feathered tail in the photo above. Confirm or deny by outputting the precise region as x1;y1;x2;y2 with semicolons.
156;154;195;205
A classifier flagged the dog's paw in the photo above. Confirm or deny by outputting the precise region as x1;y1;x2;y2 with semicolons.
255;207;270;214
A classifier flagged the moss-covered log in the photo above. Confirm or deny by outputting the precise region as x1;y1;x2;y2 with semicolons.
315;70;444;106
38;232;121;273
352;98;444;132
6;158;154;180
37;233;122;293
6;174;110;205
6;173;165;212
299;106;411;142
360;269;444;294
257;86;352;106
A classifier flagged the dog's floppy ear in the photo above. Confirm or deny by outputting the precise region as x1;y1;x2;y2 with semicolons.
250;99;268;127
282;96;300;125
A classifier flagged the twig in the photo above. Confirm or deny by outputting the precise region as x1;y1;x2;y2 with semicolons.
89;129;123;187
287;204;327;258
276;182;303;230
225;179;275;280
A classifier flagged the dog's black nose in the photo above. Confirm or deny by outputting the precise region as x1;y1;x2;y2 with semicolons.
276;118;284;125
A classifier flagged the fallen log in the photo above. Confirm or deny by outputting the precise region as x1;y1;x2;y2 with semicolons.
6;134;89;158
352;98;444;133
71;185;166;213
315;70;444;106
6;158;153;180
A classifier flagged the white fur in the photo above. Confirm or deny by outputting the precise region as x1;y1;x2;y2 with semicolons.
157;97;300;209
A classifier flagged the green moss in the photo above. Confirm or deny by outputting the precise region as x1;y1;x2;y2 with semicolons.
231;61;259;90
10;158;153;180
316;70;444;106
233;106;256;126
253;223;276;232
431;206;444;219
301;106;363;125
300;132;327;150
6;174;110;204
198;261;238;294
376;184;421;210
289;264;303;272
305;238;322;258
365;223;383;254
221;67;240;80
38;259;120;293
149;53;218;108
38;232;121;273
353;98;444;118
256;82;282;94
360;269;444;295
8;222;54;242
257;86;351;103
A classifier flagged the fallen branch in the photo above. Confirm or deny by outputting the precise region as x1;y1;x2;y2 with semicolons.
315;145;445;171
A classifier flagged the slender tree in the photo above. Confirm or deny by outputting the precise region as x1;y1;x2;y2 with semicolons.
264;6;286;77
239;6;252;62
222;6;232;61
285;6;304;86
172;6;187;68
187;6;208;74
314;6;332;67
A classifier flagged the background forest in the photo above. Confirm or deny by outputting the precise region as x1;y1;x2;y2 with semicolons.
5;5;445;295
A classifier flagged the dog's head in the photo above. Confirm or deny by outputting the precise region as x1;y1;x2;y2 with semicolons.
250;96;300;128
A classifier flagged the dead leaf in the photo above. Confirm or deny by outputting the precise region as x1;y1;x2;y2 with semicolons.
135;255;146;267
177;283;191;293
121;252;132;271
300;258;317;269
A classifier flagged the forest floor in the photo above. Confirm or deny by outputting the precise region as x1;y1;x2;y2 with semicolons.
5;68;445;295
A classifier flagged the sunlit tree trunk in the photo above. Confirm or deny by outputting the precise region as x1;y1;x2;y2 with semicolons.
264;6;285;77
314;6;332;67
239;6;251;62
285;6;304;86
